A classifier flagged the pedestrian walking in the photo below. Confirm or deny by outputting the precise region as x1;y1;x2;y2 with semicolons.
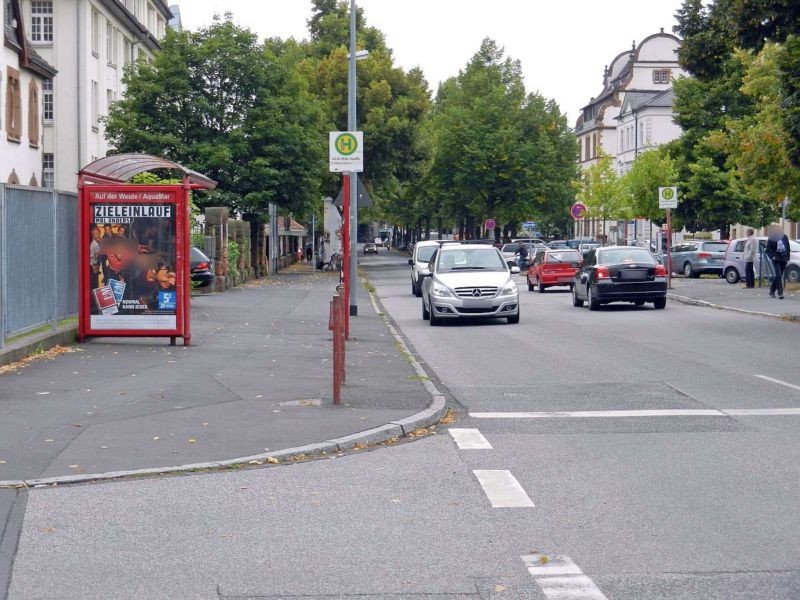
305;241;313;262
743;228;757;288
766;224;790;299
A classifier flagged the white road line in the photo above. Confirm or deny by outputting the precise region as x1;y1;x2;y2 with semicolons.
521;555;607;600
473;470;534;508
470;408;800;419
471;409;725;419
448;428;492;449
754;374;800;392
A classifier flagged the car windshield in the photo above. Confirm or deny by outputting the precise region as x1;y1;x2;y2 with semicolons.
546;251;581;263
437;248;506;272
501;244;520;253
598;248;656;265
191;247;209;262
701;242;728;252
791;240;800;252
416;246;437;262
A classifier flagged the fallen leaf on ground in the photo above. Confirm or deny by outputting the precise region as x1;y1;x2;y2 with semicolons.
41;527;56;533
152;436;160;441
36;392;50;396
0;460;6;464
44;439;54;443
68;465;79;468
391;498;401;504
248;460;263;465
266;457;279;464
494;584;507;593
187;438;197;444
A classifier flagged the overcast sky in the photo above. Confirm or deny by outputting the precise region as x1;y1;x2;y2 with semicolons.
178;0;683;123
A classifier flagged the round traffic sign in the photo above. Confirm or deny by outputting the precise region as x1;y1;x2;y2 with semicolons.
334;133;358;156
570;202;587;220
485;218;496;231
661;187;675;200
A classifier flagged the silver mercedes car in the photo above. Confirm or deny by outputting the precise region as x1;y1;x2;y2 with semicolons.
421;244;520;325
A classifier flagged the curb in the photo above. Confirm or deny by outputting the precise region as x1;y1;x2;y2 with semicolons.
0;285;448;490
668;293;800;322
0;324;77;368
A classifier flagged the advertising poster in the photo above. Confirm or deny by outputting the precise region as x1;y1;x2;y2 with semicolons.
88;190;178;330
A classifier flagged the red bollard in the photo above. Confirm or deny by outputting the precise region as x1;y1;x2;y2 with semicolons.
331;294;346;405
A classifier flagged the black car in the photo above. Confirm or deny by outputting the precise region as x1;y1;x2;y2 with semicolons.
572;246;667;310
190;247;214;288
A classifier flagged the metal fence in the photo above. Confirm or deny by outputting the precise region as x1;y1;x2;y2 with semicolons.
0;184;79;348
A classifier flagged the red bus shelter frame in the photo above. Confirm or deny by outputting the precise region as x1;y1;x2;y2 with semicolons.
77;154;217;346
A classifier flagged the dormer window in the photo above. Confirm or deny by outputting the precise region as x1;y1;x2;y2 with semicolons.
653;69;671;84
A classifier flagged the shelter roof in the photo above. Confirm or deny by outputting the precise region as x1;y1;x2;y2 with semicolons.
79;153;217;189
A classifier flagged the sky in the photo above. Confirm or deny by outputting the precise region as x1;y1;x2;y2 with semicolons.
177;0;684;123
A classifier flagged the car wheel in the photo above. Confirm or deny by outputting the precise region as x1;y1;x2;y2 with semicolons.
588;286;600;311
653;298;667;310
422;297;430;321
537;279;546;293
785;265;800;284
725;267;740;284
429;304;438;326
527;277;534;292
507;310;520;324
411;280;416;295
684;262;698;278
414;280;422;297
571;285;584;307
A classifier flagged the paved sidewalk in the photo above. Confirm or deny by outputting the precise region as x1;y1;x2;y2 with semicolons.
0;265;433;483
669;277;800;319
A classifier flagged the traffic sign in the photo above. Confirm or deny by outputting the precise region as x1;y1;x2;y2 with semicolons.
570;202;587;220
658;186;678;209
522;221;536;230
329;131;364;172
484;218;496;231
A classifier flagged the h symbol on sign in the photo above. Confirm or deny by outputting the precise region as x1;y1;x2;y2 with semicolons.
340;137;354;153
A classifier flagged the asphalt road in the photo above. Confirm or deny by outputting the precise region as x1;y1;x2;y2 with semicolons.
7;250;800;599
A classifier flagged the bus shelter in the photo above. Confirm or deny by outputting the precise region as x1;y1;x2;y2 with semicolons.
77;154;217;346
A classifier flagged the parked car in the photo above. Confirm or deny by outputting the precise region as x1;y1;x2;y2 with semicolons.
190;247;214;289
409;240;459;297
500;243;524;262
669;240;728;278
421;244;520;325
527;249;582;292
572;246;667;310
566;238;596;249
546;240;569;249
364;242;378;255
511;238;545;245
787;259;800;284
723;236;800;283
500;242;544;270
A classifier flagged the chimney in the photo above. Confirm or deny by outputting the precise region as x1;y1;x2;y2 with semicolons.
660;27;664;33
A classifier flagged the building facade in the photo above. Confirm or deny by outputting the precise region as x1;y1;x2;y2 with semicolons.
574;30;684;172
20;0;171;191
2;0;57;185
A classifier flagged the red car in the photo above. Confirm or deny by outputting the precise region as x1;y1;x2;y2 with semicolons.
527;249;583;292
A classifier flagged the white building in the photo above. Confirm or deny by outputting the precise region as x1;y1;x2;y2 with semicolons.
615;88;681;173
574;30;684;172
20;0;171;191
2;0;57;185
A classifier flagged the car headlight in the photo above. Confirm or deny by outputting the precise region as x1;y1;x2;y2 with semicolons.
431;283;453;297
500;282;517;295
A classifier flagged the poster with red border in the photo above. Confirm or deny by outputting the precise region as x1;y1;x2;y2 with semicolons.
79;185;187;339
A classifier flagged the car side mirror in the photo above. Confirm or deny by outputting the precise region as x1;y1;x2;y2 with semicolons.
510;266;520;274
408;259;413;265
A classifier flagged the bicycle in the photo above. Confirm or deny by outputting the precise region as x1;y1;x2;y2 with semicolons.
322;252;343;272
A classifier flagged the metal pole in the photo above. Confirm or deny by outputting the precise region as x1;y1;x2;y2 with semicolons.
342;175;350;339
348;0;358;317
311;212;315;270
666;208;672;288
268;202;278;275
0;185;5;349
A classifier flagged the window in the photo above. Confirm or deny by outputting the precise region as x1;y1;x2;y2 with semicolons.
123;37;132;66
106;21;112;62
42;78;53;121
91;80;99;128
619;130;623;153
42;153;54;188
91;11;100;55
28;79;39;146
106;88;115;115
653;69;671;84
591;133;596;158
638;125;644;148
584;136;590;161
5;67;22;142
30;1;53;42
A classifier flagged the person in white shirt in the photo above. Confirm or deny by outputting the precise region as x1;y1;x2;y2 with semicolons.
743;228;757;288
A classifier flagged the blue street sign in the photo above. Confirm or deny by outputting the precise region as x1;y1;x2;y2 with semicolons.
522;221;536;230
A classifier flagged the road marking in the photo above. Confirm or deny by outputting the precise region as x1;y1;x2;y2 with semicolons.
448;428;492;449
522;555;607;599
471;409;724;419
473;470;534;508
754;374;800;392
471;408;800;419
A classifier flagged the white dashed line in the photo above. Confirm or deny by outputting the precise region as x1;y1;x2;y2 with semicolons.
473;470;534;508
470;408;800;419
754;374;800;392
522;555;607;599
448;428;492;449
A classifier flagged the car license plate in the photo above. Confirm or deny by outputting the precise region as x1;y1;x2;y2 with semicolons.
619;270;647;281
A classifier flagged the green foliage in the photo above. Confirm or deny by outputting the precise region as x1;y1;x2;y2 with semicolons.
575;151;628;235
227;241;241;281
618;148;676;223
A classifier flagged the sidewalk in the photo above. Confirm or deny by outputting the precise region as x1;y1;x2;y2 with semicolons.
669;277;800;320
0;264;437;484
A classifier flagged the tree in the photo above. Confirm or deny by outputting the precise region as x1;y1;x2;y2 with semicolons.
619;147;676;223
105;17;326;216
574;151;628;240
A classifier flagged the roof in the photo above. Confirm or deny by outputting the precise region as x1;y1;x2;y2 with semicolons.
78;153;217;189
333;176;373;208
4;0;57;78
617;88;674;119
98;0;172;53
276;216;307;235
